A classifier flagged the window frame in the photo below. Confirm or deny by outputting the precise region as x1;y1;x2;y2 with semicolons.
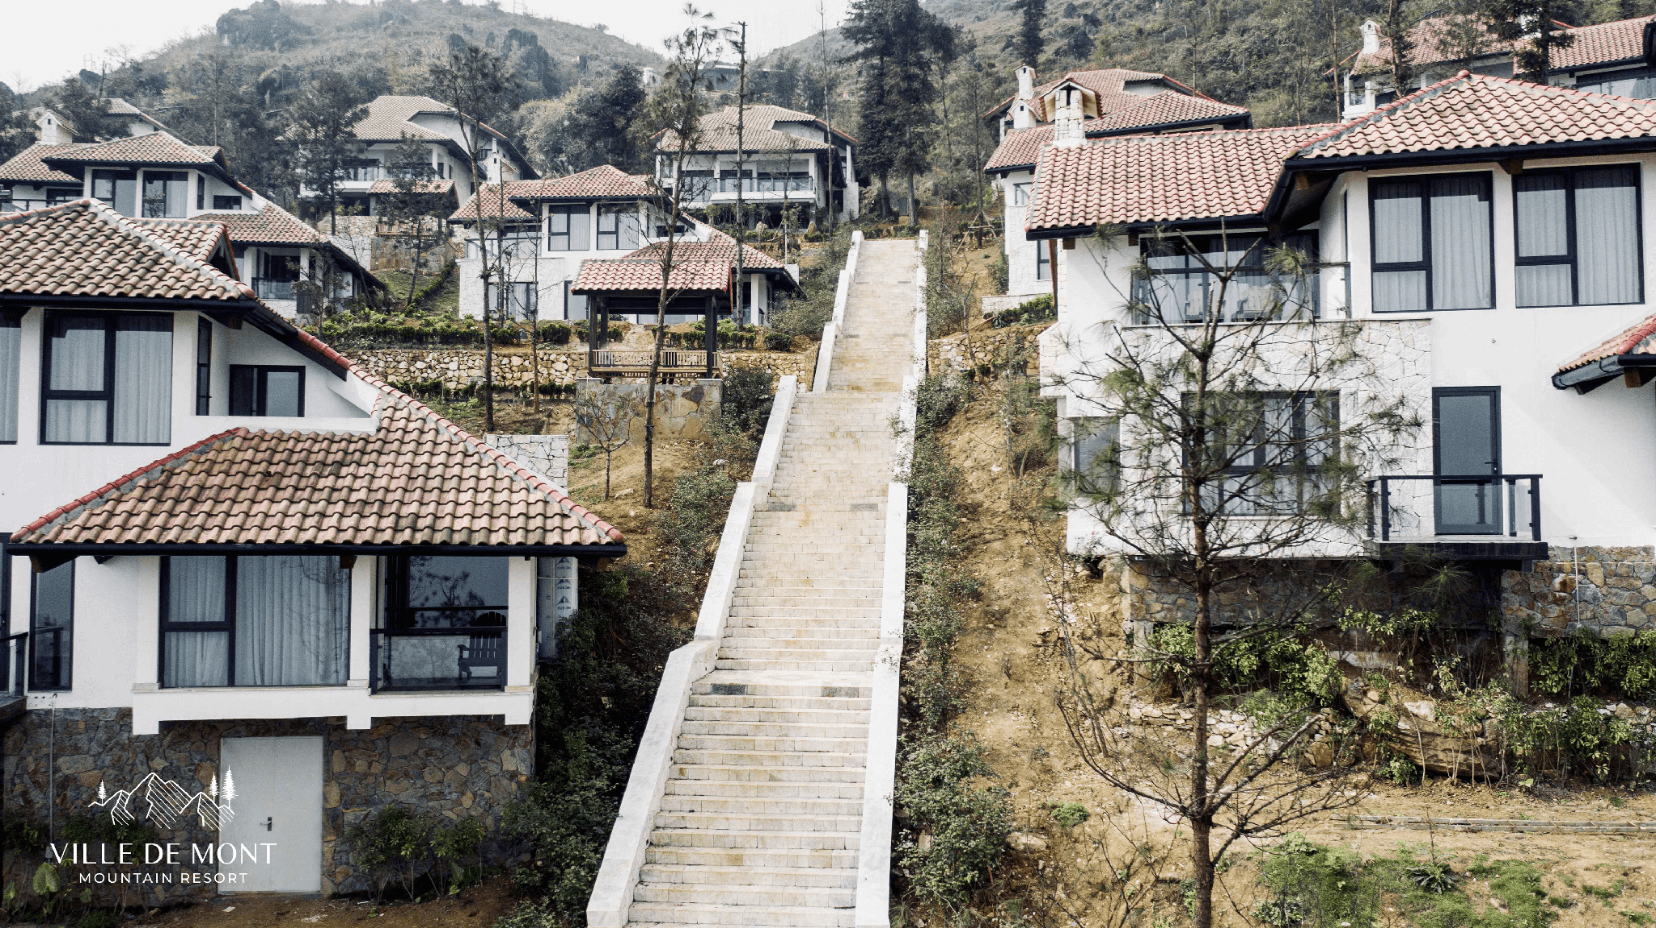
195;317;213;416
1513;164;1645;308
1189;391;1341;516
1135;233;1321;323
39;310;175;446
546;204;590;252
196;175;205;211
1036;242;1051;281
1012;182;1032;206
1369;172;1496;313
595;203;639;252
91;169;137;216
381;555;511;631
29;559;73;692
141;170;188;219
211;194;243;211
1069;417;1120;496
229;365;306;418
0;309;19;444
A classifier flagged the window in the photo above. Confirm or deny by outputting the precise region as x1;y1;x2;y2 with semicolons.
91;170;137;216
1069;418;1120;495
376;556;509;691
679;170;713;199
212;195;243;211
0;311;18;443
501;282;536;321
1012;182;1032;206
1191;392;1339;515
45;187;80;206
1371;174;1493;312
1575;67;1656;98
547;205;590;252
596;204;641;251
160;556;350;688
342;160;381;182
30;559;73;691
564;282;589;321
230;365;305;417
1037;243;1051;281
196;175;205;211
142;171;188;218
195;318;213;416
41;312;173;445
1515;165;1642;307
1135;234;1319;323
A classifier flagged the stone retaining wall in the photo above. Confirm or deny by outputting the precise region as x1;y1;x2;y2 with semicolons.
929;325;1047;375
1;710;532;902
343;347;814;393
575;377;722;443
1502;546;1656;638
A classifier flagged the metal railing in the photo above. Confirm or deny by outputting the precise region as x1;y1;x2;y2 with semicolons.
588;348;715;373
0;198;50;215
0;632;27;699
252;277;298;301
369;627;505;693
1365;474;1543;542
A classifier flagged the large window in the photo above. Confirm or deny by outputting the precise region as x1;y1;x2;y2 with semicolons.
596;204;641;251
41;312;173;445
30;559;73;691
1135;234;1319;323
1371;174;1493;312
547;205;590;252
1515;165;1642;307
91;170;137;216
1012;182;1032;206
1575;67;1656;98
1193;392;1339;516
195;318;212;416
0;311;18;443
1036;243;1051;281
376;556;509;691
230;365;304;417
160;556;350;688
501;283;536;321
212;195;243;211
1069;418;1120;495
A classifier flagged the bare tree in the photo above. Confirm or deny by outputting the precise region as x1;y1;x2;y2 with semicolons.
641;6;724;508
575;391;640;500
1048;225;1423;928
1382;0;1418;100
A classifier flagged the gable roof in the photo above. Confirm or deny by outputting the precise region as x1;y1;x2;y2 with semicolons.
1024;125;1335;234
43;132;225;170
1088;91;1251;135
0;200;251;303
450;184;540;222
1292;71;1656;161
449;166;656;222
659;105;849;154
1353;13;1654;76
986;125;1056;174
1558;310;1656;373
367;178;456;196
0;144;84;185
573;227;790;294
350;95;536;177
984;67;1233;122
194;202;330;247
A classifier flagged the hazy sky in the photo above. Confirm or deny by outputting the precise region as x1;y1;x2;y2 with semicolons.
5;0;849;92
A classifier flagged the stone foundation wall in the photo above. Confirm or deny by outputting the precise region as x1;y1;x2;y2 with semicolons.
1;710;532;902
575;377;723;443
344;347;814;393
1502;546;1656;638
929;325;1047;375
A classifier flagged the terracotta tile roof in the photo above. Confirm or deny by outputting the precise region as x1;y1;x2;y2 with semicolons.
10;369;624;548
985;126;1056;174
43;132;224;168
1293;71;1656;160
104;97;174;133
450;184;539;222
352;95;462;142
194;203;330;246
1558;310;1656;371
1353;14;1652;76
0;144;85;185
1554;15;1654;68
985;67;1234;122
659;105;843;153
1089;91;1250;134
573;227;784;293
367;178;456;195
132;217;233;262
505;165;656;200
1024;125;1335;231
0;200;251;301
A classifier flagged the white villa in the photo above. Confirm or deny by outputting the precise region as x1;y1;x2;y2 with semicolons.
658;104;859;227
0;200;623;896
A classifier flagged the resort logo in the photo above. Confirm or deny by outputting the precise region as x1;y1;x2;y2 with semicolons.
88;771;237;830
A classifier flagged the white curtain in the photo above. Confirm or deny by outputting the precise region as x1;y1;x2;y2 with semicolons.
1371;183;1428;312
235;556;348;686
0;315;18;443
1429;176;1493;310
1576;166;1642;305
1515;174;1573;307
112;316;172;444
44;316;107;443
165;557;228;687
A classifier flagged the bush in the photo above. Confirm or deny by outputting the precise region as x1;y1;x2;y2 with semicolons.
894;734;1011;910
344;805;429;901
764;331;794;352
720;367;775;439
536;321;573;345
1530;629;1656;701
1047;801;1089;829
990;294;1055;328
656;465;739;586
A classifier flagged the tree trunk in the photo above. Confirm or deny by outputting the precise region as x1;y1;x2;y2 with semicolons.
906;172;918;228
482;276;495;432
644;322;666;508
406;218;425;312
1190;524;1215;928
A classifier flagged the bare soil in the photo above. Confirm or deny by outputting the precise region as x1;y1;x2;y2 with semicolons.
129;876;516;928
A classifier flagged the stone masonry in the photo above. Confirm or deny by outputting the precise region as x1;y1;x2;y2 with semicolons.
1502;546;1656;638
344;348;814;393
2;710;532;902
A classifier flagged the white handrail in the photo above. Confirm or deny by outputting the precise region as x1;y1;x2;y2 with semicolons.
816;231;863;394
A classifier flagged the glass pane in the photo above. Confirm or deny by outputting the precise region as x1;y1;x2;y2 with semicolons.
43;399;107;443
164;631;229;687
1516;264;1573;308
264;370;302;417
616;209;641;250
1437;482;1500;533
378;629;503;689
404;557;509;627
236;556;348;686
1576;166;1642;305
32;561;73;689
48;316;105;391
168;557;226;622
230;367;256;416
0;315;17;442
1373;269;1427;313
1372;181;1424;263
1514;175;1568;257
567;207;590;251
1437;393;1496;475
112;315;173;443
1429;175;1493;309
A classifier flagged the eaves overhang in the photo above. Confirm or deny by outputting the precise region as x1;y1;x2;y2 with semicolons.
1551;353;1656;391
1025;213;1269;242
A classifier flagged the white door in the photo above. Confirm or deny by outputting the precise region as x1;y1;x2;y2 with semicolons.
219;736;324;893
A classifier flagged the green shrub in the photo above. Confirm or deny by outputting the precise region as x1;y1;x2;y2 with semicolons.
720;367;775;439
1047;801;1089;829
1530;629;1656;701
764;331;794;352
990;294;1055;328
432;818;486;895
536;321;573;346
894;734;1011;910
344;805;430;901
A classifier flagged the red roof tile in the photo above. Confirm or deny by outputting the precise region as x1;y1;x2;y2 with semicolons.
1090;91;1250;134
1558;310;1656;372
985;68;1235;122
573;227;783;293
986;126;1055;174
1024;125;1335;231
132;217;234;263
1353;14;1652;76
506;165;656;200
0;144;85;185
1294;71;1656;160
658;105;846;153
194;203;330;246
44;132;224;168
0;200;252;301
450;184;539;222
1554;15;1654;69
367;178;456;196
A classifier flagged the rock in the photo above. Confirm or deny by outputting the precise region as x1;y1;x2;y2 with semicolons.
1614;703;1636;720
1008;832;1048;852
1207;734;1225;748
1403;700;1436;722
389;731;420;757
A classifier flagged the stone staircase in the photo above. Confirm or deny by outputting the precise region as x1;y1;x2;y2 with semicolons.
624;241;918;928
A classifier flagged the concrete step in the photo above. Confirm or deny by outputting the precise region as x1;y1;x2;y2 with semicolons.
729;589;882;602
690;680;872;699
719;636;878;652
663;778;866;800
626;901;854;927
643;845;859;869
647;829;859;851
638;864;857;889
685;693;872;711
658;794;864;817
666;762;868;782
675;733;868;754
679;719;869;739
670;749;867;768
730;577;883;589
711;657;876;673
727;605;882;618
631;881;855;908
719;623;881;639
653;810;862;833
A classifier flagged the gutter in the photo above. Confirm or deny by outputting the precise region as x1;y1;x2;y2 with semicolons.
1026;212;1268;241
1551;353;1656;390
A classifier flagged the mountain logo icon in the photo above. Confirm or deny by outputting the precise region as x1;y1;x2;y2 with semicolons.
88;771;237;830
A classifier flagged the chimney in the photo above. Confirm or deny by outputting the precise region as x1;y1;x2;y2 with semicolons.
1053;88;1085;145
1016;65;1036;102
1360;19;1381;55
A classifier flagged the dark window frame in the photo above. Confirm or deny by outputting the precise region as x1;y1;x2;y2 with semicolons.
212;194;243;211
547;204;589;252
29;559;73;692
381;555;511;631
91;169;137;215
1069;417;1120;495
1369;172;1496;313
1135;232;1321;323
1513;164;1645;308
595;203;639;251
39;310;174;446
196;175;205;211
0;309;19;444
1036;243;1051;281
141;170;188;219
195;317;213;416
1185;391;1341;516
229;365;306;418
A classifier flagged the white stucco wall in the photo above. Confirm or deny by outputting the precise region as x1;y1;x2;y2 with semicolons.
998;169;1047;297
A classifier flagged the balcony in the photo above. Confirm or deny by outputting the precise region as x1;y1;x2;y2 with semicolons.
253;277;297;301
1365;474;1548;560
588;347;716;379
371;626;505;692
0;633;25;723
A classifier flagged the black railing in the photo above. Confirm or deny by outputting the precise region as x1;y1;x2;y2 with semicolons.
1366;474;1543;542
370;627;505;692
0;198;50;215
253;277;297;301
0;632;27;699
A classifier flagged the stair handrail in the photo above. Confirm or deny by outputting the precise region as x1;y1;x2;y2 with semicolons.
586;375;799;928
814;230;863;394
854;233;926;928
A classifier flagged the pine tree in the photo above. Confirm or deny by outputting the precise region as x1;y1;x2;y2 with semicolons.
223;770;237;804
289;70;368;234
843;0;955;224
1012;0;1047;68
1482;0;1577;82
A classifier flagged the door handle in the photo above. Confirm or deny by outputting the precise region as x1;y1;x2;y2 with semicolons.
262;817;273;832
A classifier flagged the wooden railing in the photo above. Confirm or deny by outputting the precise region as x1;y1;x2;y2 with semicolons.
588;348;716;373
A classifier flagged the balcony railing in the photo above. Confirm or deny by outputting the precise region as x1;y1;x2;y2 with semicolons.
0;198;49;215
1366;474;1543;543
253;277;297;301
588;348;716;376
370;627;505;692
0;632;27;699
